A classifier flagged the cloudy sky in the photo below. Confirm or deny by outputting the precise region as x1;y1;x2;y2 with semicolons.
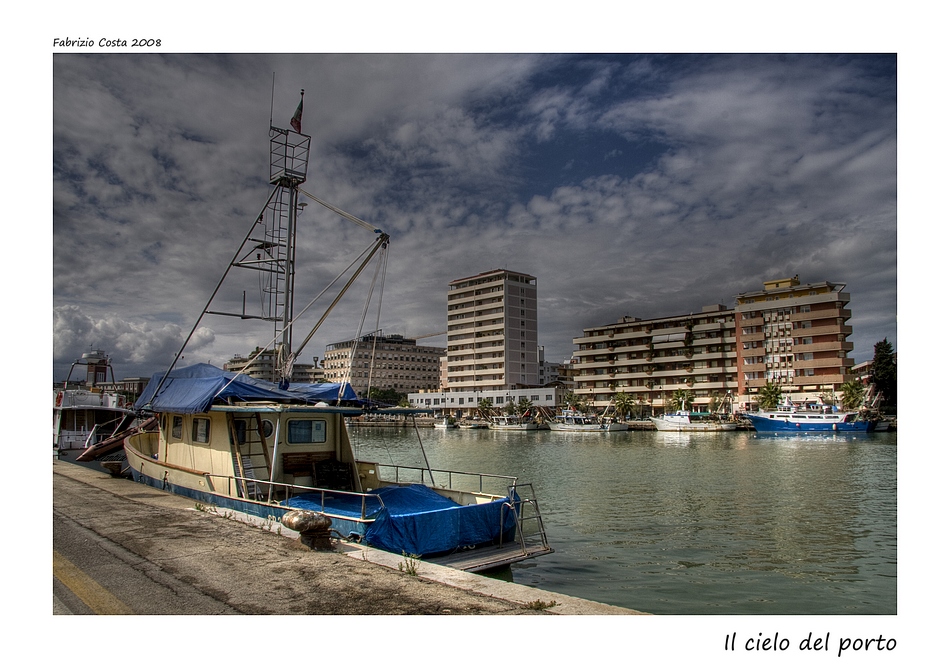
52;52;897;382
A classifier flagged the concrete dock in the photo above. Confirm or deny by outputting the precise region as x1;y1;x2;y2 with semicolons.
52;459;645;615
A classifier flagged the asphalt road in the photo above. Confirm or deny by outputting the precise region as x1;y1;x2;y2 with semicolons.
52;460;640;616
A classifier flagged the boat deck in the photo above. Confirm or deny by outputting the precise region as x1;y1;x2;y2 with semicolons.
427;543;554;573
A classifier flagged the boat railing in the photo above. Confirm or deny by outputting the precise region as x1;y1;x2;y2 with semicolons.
501;482;550;552
374;463;517;496
202;473;386;522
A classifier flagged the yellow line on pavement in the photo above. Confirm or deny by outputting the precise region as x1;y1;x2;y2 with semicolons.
53;550;134;615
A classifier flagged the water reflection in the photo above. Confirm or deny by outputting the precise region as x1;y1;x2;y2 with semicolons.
349;426;896;614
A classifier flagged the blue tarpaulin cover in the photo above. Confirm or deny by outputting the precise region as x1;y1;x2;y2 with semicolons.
288;484;518;557
135;363;357;414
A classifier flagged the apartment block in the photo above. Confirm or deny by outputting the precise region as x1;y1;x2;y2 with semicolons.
734;276;855;402
323;333;444;397
223;348;319;383
445;269;539;392
572;305;738;412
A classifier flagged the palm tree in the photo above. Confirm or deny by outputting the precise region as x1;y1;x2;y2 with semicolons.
839;380;866;410
757;381;783;410
517;397;534;416
613;391;633;420
666;388;694;412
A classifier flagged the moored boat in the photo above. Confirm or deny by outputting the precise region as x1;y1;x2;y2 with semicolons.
742;405;875;432
650;410;738;432
54;350;140;459
489;414;545;431
547;409;628;432
123;112;552;571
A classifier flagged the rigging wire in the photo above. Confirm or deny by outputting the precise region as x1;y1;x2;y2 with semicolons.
215;235;384;398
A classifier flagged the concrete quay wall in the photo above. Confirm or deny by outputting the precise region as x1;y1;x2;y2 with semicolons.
53;460;644;615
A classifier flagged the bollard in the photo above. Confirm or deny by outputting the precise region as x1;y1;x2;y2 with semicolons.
280;509;333;550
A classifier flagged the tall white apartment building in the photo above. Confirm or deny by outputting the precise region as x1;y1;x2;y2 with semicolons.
445;269;539;392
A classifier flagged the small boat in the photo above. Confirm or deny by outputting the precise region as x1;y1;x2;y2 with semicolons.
489;414;544;431
650;410;738;432
433;416;458;429
124;115;552;572
547;409;628;432
458;420;489;429
54;350;140;459
742;403;875;433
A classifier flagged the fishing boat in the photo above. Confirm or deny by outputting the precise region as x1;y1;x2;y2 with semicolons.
489;414;544;431
124;113;551;571
649;410;737;432
433;416;458;429
458;419;489;429
742;403;875;433
54;350;139;459
547;409;628;432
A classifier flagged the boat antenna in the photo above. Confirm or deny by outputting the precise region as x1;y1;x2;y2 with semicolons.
269;73;276;128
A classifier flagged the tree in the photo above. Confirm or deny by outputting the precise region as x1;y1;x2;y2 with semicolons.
517;397;534;416
367;387;404;406
870;338;897;410
666;388;694;412
839;379;866;410
563;391;588;412
477;397;494;419
757;381;783;410
613;391;633;419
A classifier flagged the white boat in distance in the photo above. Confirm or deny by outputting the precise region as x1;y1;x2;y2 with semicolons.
124;117;552;572
548;409;628;432
489;414;545;431
650;410;737;432
433;416;458;429
54;349;139;459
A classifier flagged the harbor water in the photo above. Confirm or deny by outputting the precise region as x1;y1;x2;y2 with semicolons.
348;425;897;615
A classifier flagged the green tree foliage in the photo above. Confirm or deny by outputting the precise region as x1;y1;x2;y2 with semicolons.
839;379;866;410
666;388;695;412
757;381;783;410
613;391;633;419
870;338;897;410
367;387;405;406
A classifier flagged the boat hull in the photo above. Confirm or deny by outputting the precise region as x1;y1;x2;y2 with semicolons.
744;413;874;433
650;418;737;432
548;422;628;432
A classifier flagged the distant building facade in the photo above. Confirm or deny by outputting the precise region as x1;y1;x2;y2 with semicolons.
572;305;738;414
571;276;859;413
734;276;855;405
445;269;539;392
323;333;444;397
223;348;319;384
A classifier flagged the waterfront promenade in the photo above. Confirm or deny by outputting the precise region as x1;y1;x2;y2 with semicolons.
52;459;642;615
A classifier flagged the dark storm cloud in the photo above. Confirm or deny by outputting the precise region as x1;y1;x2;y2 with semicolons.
53;53;896;380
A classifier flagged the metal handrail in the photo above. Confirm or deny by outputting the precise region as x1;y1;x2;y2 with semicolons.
202;472;385;521
373;462;517;494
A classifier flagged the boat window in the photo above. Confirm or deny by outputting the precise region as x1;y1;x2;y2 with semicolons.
287;419;327;444
172;416;183;439
192;418;210;443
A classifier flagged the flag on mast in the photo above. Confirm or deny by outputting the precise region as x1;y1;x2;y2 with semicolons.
290;89;304;133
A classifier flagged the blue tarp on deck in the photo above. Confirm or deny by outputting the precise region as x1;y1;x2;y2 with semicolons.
287;484;518;557
135;363;357;414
